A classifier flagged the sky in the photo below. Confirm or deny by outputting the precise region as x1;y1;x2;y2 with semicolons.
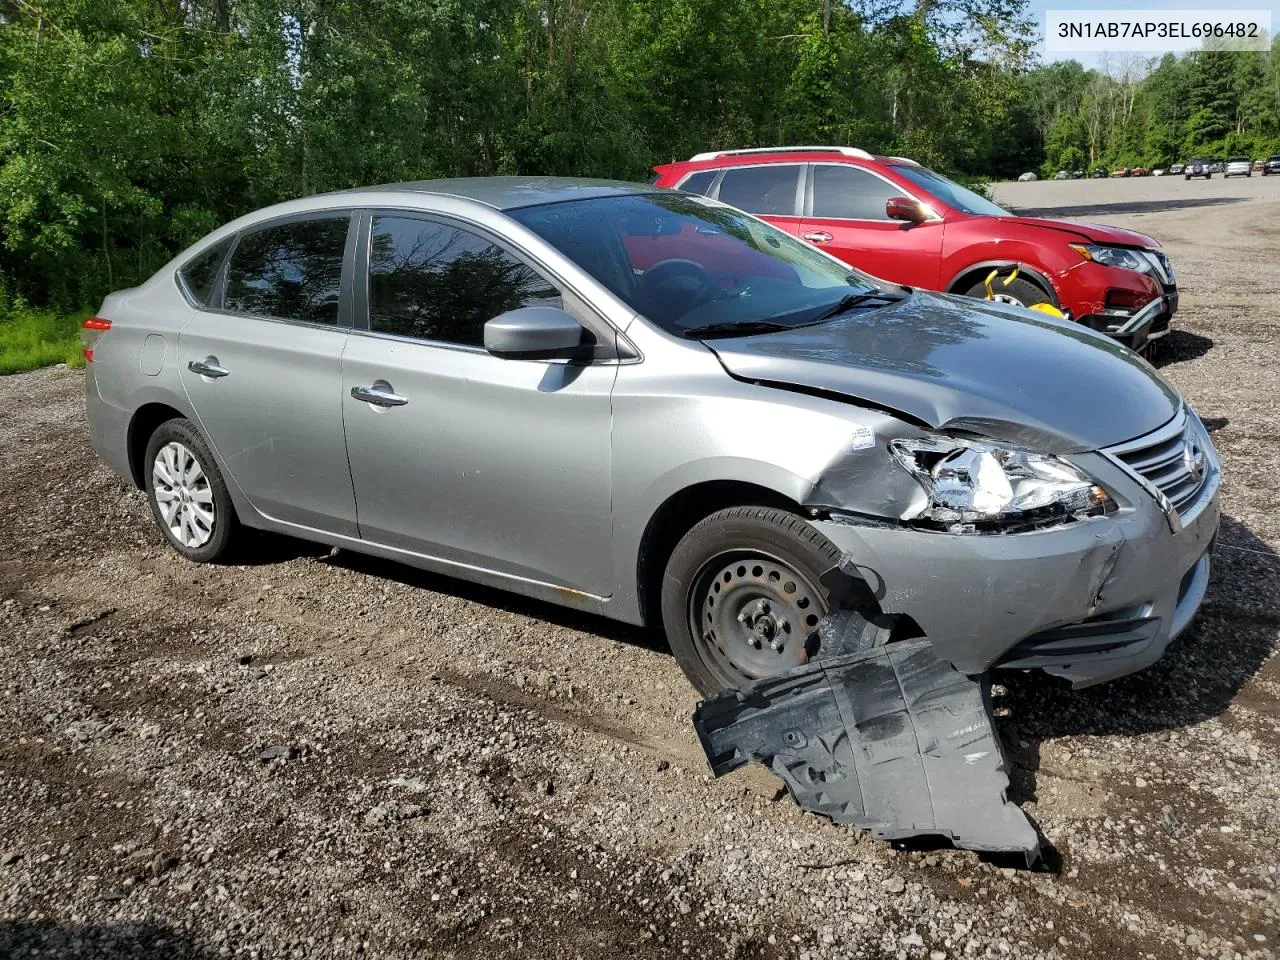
1027;0;1280;69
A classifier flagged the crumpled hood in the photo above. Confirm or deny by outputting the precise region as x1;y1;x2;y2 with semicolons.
993;215;1159;249
705;292;1181;453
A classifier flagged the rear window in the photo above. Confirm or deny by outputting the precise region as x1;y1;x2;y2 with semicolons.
715;165;800;216
178;238;233;306
224;216;350;326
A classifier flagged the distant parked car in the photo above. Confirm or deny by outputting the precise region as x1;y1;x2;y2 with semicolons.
1091;167;1108;179
1185;159;1212;180
1130;167;1147;177
1018;172;1038;182
1071;169;1084;179
1169;163;1185;175
1110;168;1130;178
1152;169;1166;177
1225;157;1252;178
1054;170;1070;180
1263;155;1280;176
1253;159;1265;172
1210;162;1224;174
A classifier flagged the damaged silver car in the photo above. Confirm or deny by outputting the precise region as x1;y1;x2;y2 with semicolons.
85;178;1219;701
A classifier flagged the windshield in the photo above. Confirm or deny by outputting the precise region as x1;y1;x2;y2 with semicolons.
509;193;889;335
888;165;1009;217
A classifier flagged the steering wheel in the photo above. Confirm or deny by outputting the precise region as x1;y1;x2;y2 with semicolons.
640;258;708;292
640;259;739;311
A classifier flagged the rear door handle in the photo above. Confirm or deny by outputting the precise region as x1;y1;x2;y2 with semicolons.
188;357;229;379
351;382;408;408
802;231;833;244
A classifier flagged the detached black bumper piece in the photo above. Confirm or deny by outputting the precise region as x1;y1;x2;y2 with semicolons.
692;638;1041;864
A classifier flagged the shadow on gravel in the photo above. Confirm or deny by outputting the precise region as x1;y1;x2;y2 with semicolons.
0;920;215;959
1007;196;1246;218
999;513;1279;811
321;549;668;653
234;532;336;566
1152;329;1214;368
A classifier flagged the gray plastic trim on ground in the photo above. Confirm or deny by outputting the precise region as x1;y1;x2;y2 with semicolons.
692;636;1042;865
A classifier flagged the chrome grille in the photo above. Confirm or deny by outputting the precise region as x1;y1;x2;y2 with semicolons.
1139;249;1175;286
1106;410;1213;518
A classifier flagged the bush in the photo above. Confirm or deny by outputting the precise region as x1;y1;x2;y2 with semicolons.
0;299;87;375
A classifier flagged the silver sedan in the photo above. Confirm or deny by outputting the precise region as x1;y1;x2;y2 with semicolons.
84;177;1219;694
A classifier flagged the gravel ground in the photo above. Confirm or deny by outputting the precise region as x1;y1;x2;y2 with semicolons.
1;176;1278;960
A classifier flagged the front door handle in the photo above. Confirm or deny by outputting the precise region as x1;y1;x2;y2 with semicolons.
802;231;833;244
188;357;229;379
351;382;409;408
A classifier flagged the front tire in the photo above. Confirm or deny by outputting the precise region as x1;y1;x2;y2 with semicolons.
661;506;882;696
963;275;1051;311
144;418;240;563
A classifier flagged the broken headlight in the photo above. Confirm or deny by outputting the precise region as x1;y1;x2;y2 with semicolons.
889;437;1112;533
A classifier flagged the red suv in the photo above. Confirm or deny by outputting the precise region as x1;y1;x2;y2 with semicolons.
652;147;1178;350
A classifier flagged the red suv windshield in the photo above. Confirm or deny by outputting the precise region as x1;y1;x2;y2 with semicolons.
890;165;1010;217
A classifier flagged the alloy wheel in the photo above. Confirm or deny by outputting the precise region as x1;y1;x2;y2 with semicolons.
152;441;216;548
989;293;1026;307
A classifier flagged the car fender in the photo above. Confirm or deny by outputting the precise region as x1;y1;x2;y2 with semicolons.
607;372;927;623
118;379;261;527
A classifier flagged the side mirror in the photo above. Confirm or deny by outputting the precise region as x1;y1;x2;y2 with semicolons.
483;306;591;360
885;197;930;224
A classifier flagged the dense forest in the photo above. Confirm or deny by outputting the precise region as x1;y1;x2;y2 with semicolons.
1;0;1279;318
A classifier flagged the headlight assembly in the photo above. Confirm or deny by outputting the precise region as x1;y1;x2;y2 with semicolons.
1069;243;1150;273
889;437;1113;533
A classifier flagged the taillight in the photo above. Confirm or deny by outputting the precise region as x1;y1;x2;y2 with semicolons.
81;316;111;363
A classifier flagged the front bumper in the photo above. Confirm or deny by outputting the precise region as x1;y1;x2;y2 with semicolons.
1059;260;1178;351
814;448;1220;688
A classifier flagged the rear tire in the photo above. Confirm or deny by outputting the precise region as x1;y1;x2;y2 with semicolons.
963;276;1051;311
661;506;882;696
144;418;241;563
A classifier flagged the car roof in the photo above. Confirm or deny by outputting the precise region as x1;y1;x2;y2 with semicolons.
331;176;662;211
657;148;910;173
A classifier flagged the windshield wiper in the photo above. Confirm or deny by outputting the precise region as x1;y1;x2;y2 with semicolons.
808;290;907;325
681;320;794;340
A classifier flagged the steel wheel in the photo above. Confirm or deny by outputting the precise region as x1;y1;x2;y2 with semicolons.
688;550;827;683
151;440;215;549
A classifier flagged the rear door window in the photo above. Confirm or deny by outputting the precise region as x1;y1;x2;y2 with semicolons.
224;217;350;325
811;165;900;220
714;165;801;216
366;216;561;347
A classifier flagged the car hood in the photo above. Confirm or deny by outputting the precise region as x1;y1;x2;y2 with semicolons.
704;292;1181;454
992;215;1159;248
